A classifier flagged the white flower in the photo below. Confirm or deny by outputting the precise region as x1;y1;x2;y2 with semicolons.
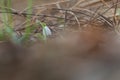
42;26;52;37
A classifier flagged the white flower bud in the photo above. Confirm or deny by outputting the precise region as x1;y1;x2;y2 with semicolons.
42;26;52;37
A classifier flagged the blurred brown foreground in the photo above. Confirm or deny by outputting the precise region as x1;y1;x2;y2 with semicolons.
0;24;120;80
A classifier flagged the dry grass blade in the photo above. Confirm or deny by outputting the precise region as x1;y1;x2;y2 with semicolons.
100;0;110;8
70;0;85;9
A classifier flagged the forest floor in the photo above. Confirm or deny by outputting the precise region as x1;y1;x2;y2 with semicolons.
0;0;119;45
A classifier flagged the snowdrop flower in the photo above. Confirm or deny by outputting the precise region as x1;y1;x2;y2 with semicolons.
35;19;52;40
42;26;52;36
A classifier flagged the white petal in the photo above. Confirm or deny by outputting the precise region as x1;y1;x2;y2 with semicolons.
42;26;52;36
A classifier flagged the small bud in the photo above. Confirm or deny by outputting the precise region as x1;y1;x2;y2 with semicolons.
42;26;52;37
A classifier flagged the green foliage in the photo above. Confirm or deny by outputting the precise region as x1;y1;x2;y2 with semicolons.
18;25;34;43
26;0;33;24
0;0;13;27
